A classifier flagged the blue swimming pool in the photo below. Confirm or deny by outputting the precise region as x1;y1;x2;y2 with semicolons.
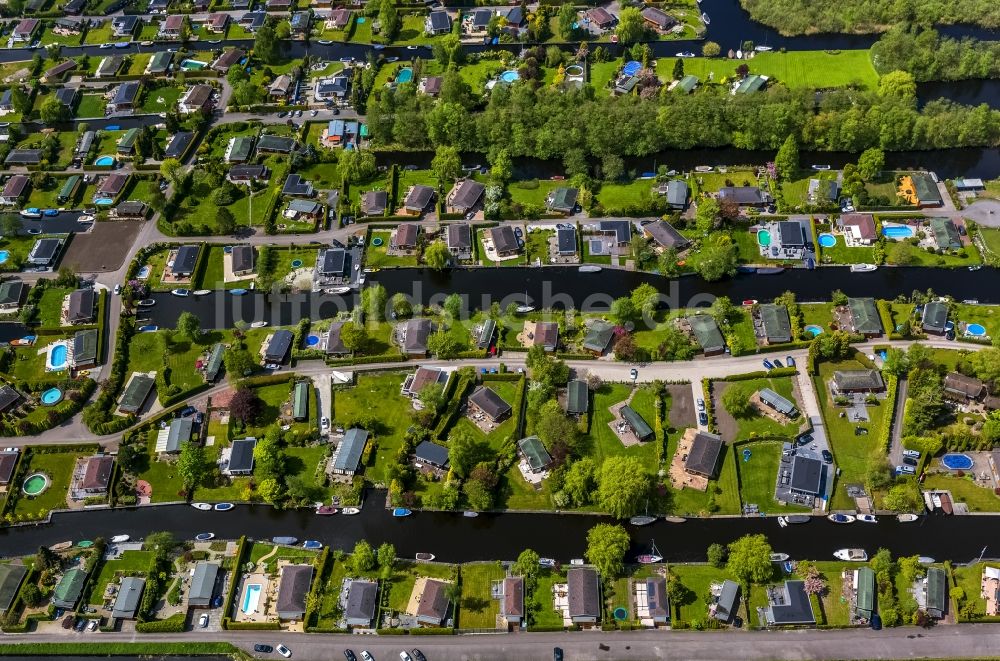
818;233;837;248
757;230;772;247
500;70;520;83
94;155;115;167
240;583;262;614
396;67;413;84
305;334;320;347
967;323;987;337
805;325;823;337
941;453;973;470
94;198;115;206
0;250;9;264
41;387;63;405
882;225;914;239
47;343;68;371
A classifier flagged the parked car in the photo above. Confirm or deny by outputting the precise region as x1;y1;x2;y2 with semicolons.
902;449;921;459
74;619;86;631
903;456;918;466
276;644;292;658
696;398;705;412
254;644;274;653
198;614;209;628
762;359;775;370
698;411;708;426
797;433;814;446
553;648;564;661
399;652;413;661
410;651;426;661
513;227;523;238
343;651;357;661
180;405;196;417
786;356;796;367
87;619;98;631
821;449;833;463
896;464;916;475
361;652;374;661
113;283;122;295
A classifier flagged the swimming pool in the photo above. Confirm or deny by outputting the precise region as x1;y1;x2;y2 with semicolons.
804;325;823;337
94;198;115;206
46;342;68;371
818;233;837;248
500;70;520;83
22;473;49;496
305;334;320;347
396;67;413;84
371;236;384;247
0;250;9;264
240;583;263;614
882;225;914;239
757;230;772;247
941;453;973;470
41;387;63;405
94;155;115;167
180;59;208;71
966;323;987;337
137;265;151;279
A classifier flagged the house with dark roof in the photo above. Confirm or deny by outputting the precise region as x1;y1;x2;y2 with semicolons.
831;369;885;394
360;190;387;216
476;318;496;351
763;580;815;627
188;562;220;608
556;226;577;256
425;10;452;34
161;14;186;36
112;576;145;620
12;19;40;42
468;386;511;424
582;320;616;355
901;173;942;207
942;372;986;401
326;7;353;29
0;280;26;313
402;366;448;398
66;288;96;324
71;328;99;369
643;576;670;624
282;174;314;197
225;438;256;475
96;56;124;78
231;245;255;276
921;301;949;335
1;174;30;205
840;213;877;245
324;322;348;356
685;430;723;478
170;245;200;278
620;405;653;441
205;12;230;32
117;128;140;154
119;374;154;414
42;60;77;84
845;298;883;337
758;304;792;344
257;135;297;155
420;76;443;96
733;74;768;94
179;84;214;113
785;454;824;500
401;318;432;357
5;149;42;166
111;14;140;37
546;187;578;215
687;314;726;356
567;568;600;624
643;220;689;251
712;580;740;622
585;6;616;29
317;248;348;278
76;455;114;496
146;50;173;75
159;417;193;455
225;136;255;163
501;576;524;626
854;566;875;620
52;568;88;609
719;186;766;206
403;185;435;215
204;343;225;382
0;448;20;488
930;218;962;250
0;564;27;613
228;164;270;184
488;225;520;257
659;179;689;210
446;179;485;214
330;428;368;475
446;223;473;259
758;388;799;418
276;564;313;620
344;580;378;627
96;172;129;199
109;81;142;113
414;579;451;626
28;238;64;266
263;329;293;364
566;380;589;417
640;6;675;30
413;440;450;471
114;201;148;219
0;386;21;415
597;219;632;246
211;49;245;74
924;567;947;619
518;436;552;473
463;7;493;34
524;321;559;352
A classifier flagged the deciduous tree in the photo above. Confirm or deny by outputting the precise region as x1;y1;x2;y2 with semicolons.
597;456;650;518
585;523;630;578
727;533;773;586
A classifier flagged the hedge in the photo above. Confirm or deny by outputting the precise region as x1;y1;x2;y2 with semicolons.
878;374;899;454
158;382;211;409
433;374;473;439
241;372;296;388
135;612;187;633
327;352;405;366
302;547;331;631
220;536;248;630
722;367;798;381
224;621;281;630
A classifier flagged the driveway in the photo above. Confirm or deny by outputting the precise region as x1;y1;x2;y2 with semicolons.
665;383;695;430
964;199;1000;227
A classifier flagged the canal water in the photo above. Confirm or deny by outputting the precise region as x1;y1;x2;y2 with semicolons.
143;267;998;329
0;499;991;564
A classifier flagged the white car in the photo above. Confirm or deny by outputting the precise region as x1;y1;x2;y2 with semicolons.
276;644;292;658
87;620;98;631
400;652;413;661
198;614;209;628
321;417;330;430
696;398;706;412
361;652;374;661
113;284;122;295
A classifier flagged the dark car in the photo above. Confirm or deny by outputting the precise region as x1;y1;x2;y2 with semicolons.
903;456;918;466
698;411;708;426
870;613;882;630
254;644;274;653
796;434;813;447
411;651;426;661
343;651;357;661
180;405;196;417
553;648;563;661
772;359;783;368
821;449;833;463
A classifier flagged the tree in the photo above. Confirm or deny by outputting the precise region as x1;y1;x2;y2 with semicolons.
448;428;493;479
231;81;259;107
878;70;917;100
377;542;396;570
9;86;30;117
253;430;285;478
857;147;885;181
710;295;736;325
970;347;1000;385
427;329;461;359
339;149;377;184
230;387;263;425
727;534;773;586
695;198;721;233
585;523;630;579
160;158;183;186
431;145;462;183
883;482;921;512
423;240;452;270
257;477;283;504
418;382;446;414
672;58;684;80
774;134;799;181
630;283;659;318
557;2;577;40
175;311;200;341
610;297;637;325
722;383;755;418
379;0;400;40
694;242;738;282
881;347;910;377
340;321;368;354
352;540;376;572
39;95;69;124
535;399;579;454
707;543;727;568
432;33;463;68
361;283;387;322
888;241;915;265
391;292;412;319
20;583;42;607
177;442;207;490
35;545;60;572
254;20;279;62
702;41;721;57
489;147;513;184
615;7;646;44
1;214;22;236
443;292;463;320
513;548;540;583
216;207;237;235
563;457;597;506
597;456;650;518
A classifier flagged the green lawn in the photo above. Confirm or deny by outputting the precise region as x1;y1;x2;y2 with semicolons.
718;376;802;440
922;474;1000;512
385;561;454;614
952;562;996;619
952;303;1000;341
336;372;413;485
12;450;78;521
197;245;256;290
285;445;333;501
141;85;182;113
980;228;1000;261
585;384;661;473
529;567;566;628
87;550;153;606
447;380;519;453
458;562;505;629
133;431;188;503
670;564;733;625
595;180;655;211
665;430;740;516
736;441;811;514
654;50;879;90
807;561;853;626
800;303;835;334
83;23;115;44
366;230;419;268
127;330;219;395
36;287;74;328
508;179;562;209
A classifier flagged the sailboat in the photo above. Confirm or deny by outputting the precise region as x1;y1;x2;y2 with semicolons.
516;289;535;313
629;500;657;526
637;540;663;564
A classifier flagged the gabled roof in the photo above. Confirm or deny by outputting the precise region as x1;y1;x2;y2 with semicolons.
67;288;95;322
943;371;985;398
414;440;449;467
489;225;519;253
112;576;145;619
164;131;194;159
265;329;294;361
426;10;451;31
719;186;764;204
688;314;725;352
403;318;432;354
847;297;882;335
598;219;631;243
165;417;193;453
0;385;20;413
684;430;722;476
621;405;653;440
446;223;472;249
714;580;739;621
567;380;589;415
319;248;347;275
921;301;948;332
518;435;552;471
855;566;875;618
345;580;378;622
395;223;419;248
789;455;823;495
0;564;27;612
547;187;578;212
675;75;699;93
282;174;313;197
360;190;387;215
583;320;615;353
172;245;200;274
640;5;674;28
213;49;245;71
148;50;173;73
926;567;947;618
930;217;962;249
189;562;220;603
760;304;792;342
646;577;669;619
325;322;347;355
502;576;524;618
257;134;296;153
204;342;225;381
228;438;256;472
468;386;511;420
0;449;19;485
567;568;599;618
910;173;942;204
5;149;42;165
81;455;114;490
416;578;450;622
556;226;576;253
448;179;485;211
832;369;885;391
332;428;368;473
52;568;88;608
644;220;689;249
231;245;255;273
530;321;559;349
44;60;77;80
2;175;29;199
276;564;313;615
97;172;129;196
758;388;797;417
841;213;876;240
404;184;435;211
112;81;141;106
777;220;806;247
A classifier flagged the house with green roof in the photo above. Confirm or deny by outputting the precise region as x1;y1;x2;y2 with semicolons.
119;374;155;414
930;218;962;250
116;128;140;155
52;567;88;609
854;566;875;621
675;74;699;94
909;173;943;207
620;405;653;441
57;175;81;204
71;328;98;369
582;320;616;355
225;136;255;163
758;304;792;344
686;314;726;356
545;187;579;215
732;74;767;95
921;300;948;335
517;435;552;473
145;50;173;75
204;343;225;381
925;567;947;619
566;380;589;417
293;380;310;421
0;564;27;613
846;298;882;337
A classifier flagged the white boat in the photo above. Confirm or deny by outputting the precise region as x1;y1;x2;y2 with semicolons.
811;164;832;170
578;265;602;273
249;321;268;328
341;507;361;515
694;165;714;173
932;493;942;508
777;516;788;528
701;13;710;24
110;534;130;543
754;46;772;52
784;515;811;524
20;208;41;218
415;552;435;561
463;511;479;518
629;515;657;526
663;516;687;523
968;265;982;271
857;514;877;523
194;532;215;541
923;491;937;510
827;513;855;524
736;49;743;59
897;513;919;523
192;289;212;296
834;548;868;562
137;299;155;307
191;502;212;511
919;556;936;564
77;214;95;222
329;286;352;295
769;553;790;562
538;558;557;568
515;305;535;313
850;264;877;272
171;288;190;297
570;558;585;565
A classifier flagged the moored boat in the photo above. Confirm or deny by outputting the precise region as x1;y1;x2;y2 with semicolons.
578;265;602;273
701;12;709;24
329;286;352;295
637;553;663;564
249;321;268;328
538;558;557;568
850;264;877;272
755;267;786;275
663;516;686;523
392;507;412;517
110;534;130;543
857;514;877;523
777;516;788;528
694;165;714;173
214;503;234;511
811;164;832;170
341;507;361;515
784;514;811;524
897;513;919;523
272;536;298;545
629;515;657;526
192;290;212;296
20;208;42;218
834;548;868;562
316;505;338;515
769;553;790;562
194;533;215;541
137;299;156;307
754;45;772;51
171;288;190;297
229;288;248;295
515;305;535;313
918;556;936;564
463;511;479;518
49;541;73;551
138;325;158;332
191;502;212;511
828;513;855;524
302;540;323;550
415;552;436;561
742;299;758;306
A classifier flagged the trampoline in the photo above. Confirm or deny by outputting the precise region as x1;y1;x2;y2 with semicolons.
290;259;303;268
742;449;752;462
305;334;321;347
613;607;628;621
371;236;384;247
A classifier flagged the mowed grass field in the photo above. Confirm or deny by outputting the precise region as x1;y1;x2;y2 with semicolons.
655;50;879;90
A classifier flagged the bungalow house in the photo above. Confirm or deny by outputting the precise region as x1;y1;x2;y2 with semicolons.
488;225;520;257
344;580;378;627
95;56;124;78
263;329;294;364
733;74;768;94
845;297;883;337
179;84;214;113
420;76;443;97
66;288;96;324
282;174;314;197
0;449;19;489
582;320;616;355
643;577;670;624
401;318;432;357
809;178;839;204
402;366;448;398
763;580;815;627
831;369;885;394
118;374;154;414
241;11;267;31
757;388;799;418
930;217;962;250
597;219;632;248
674;74;699;94
225;137;254;163
12;19;40;43
42;60;76;84
758;304;792;344
393;223;419;250
290;11;311;34
330;428;368;476
620;405;653;441
501;576;524;627
170;245;200;279
0;90;14;115
286;198;322;220
854;567;876;620
231;245;255;276
655;180;688;210
315;76;350;103
463;8;492;35
523;320;559;352
293;381;310;421
257;135;297;155
316;248;349;280
584;7;616;30
711;580;740;623
269;74;293;99
0;564;26;613
206;12;230;32
5;149;42;167
687;314;726;356
942;372;987;402
267;0;292;8
412;440;450;472
276;565;313;620
414;578;451;626
718;186;767;207
109;81;141;113
518;435;552;473
446;223;473;259
114;201;149;219
1;175;29;205
556;226;577;256
360;190;388;217
71;329;99;369
566;380;589;417
146;50;173;75
840;213;877;246
75;455;114;497
327;8;353;29
924;567;948;619
117;128;140;155
63;0;87;14
188;562;220;608
224;439;256;475
228;164;270;184
160;14;185;36
501;5;526;28
567;568;600;624
157;417;193;454
58;175;81;204
546;187;578;215
762;219;811;260
111;576;145;620
921;300;948;335
954;178;985;192
52;568;88;609
425;10;452;35
468;386;512;424
111;15;140;37
0;386;20;415
28;238;64;267
211;49;245;74
640;6;676;31
324;322;348;356
898;173;942;207
96;173;129;201
684;430;723;478
643;220;689;251
446;179;485;215
403;185;435;215
783;454;824;502
0;280;26;313
476;318;496;351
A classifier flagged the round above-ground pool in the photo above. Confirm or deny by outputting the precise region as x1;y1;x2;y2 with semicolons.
0;250;9;264
500;70;520;83
305;334;321;347
882;225;914;239
966;323;987;337
395;67;413;84
756;230;772;247
818;233;837;248
804;325;823;337
566;64;584;76
22;473;49;496
290;259;303;268
40;387;63;406
371;236;384;247
941;453;974;470
94;155;115;166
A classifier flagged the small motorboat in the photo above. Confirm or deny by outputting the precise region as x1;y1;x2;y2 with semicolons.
897;513;919;523
770;553;790;562
857;514;877;523
341;507;361;515
919;556;936;564
329;286;352;295
249;321;269;328
538;558;557;568
701;13;710;24
20;208;42;218
694;166;714;173
415;552;436;561
850;264;877;272
736;49;743;59
316;505;338;515
137;299;156;307
214;503;234;511
811;164;832;170
755;267;786;275
463;511;479;518
110;535;130;543
272;536;298;545
676;51;696;58
138;325;158;332
195;533;215;542
578;265;602;273
969;265;982;271
77;214;95;222
834;548;868;562
515;305;535;313
171;288;190;297
49;541;73;551
962;299;979;305
191;502;212;511
828;513;855;524
663;516;686;523
570;559;585;566
229;288;248;295
637;553;663;564
392;508;412;517
742;299;758;306
192;289;212;296
784;514;811;524
302;540;323;550
777;516;788;528
754;45;773;51
629;515;657;526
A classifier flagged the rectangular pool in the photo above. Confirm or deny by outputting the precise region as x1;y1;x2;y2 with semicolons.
240;583;262;614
